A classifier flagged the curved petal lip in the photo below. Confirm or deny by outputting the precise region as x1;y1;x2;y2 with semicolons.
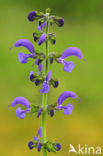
57;91;77;105
61;47;83;59
11;97;30;108
14;39;35;54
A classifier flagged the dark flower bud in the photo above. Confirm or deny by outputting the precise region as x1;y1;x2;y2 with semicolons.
50;110;54;117
48;33;56;45
33;33;38;42
35;79;40;86
37;143;42;152
29;72;39;82
28;11;36;21
33;31;42;42
28;11;44;22
55;143;61;151
28;141;34;150
50;79;59;88
52;16;64;27
53;81;59;88
50;58;54;64
56;18;64;27
29;73;35;81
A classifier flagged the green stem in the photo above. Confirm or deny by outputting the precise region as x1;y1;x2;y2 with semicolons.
42;13;49;156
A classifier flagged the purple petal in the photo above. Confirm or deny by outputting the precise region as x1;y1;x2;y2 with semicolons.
38;63;43;72
35;59;39;65
38;22;46;31
10;97;30;108
37;108;42;118
38;127;42;138
39;81;49;93
28;11;36;21
37;143;42;152
63;104;73;115
28;141;34;150
63;61;75;72
38;33;46;45
57;91;77;105
46;71;52;82
18;52;29;63
33;136;39;141
16;107;29;119
61;47;83;59
14;39;35;54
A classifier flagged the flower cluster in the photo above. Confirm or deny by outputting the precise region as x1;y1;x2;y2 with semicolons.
9;8;84;155
28;127;61;153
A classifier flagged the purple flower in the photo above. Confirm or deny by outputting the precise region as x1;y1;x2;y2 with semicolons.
10;39;35;64
57;47;83;72
28;11;37;21
38;33;46;45
9;97;31;119
38;22;47;31
56;91;77;115
35;59;43;72
39;71;52;93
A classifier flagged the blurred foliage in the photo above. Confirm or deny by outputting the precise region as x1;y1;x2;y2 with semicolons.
0;0;103;156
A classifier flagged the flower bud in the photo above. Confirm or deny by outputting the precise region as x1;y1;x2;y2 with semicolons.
52;16;64;27
28;141;34;150
37;143;42;152
28;11;44;22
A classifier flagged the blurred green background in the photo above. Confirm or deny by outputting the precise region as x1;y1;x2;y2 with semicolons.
0;0;103;155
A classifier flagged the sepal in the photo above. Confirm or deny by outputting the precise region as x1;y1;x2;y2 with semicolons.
49;78;59;88
49;52;61;64
48;33;56;45
52;16;64;27
33;31;42;42
30;104;40;114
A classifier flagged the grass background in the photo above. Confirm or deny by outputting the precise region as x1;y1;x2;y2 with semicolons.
0;0;103;155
